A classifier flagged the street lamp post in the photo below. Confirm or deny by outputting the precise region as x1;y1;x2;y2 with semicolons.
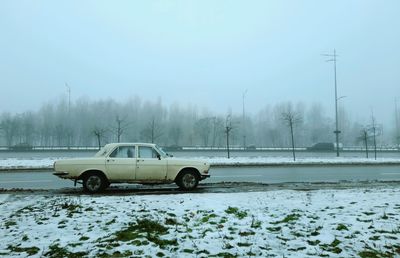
66;83;71;149
242;89;248;150
395;98;400;150
323;49;341;157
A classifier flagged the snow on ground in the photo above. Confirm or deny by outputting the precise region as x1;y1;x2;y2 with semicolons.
0;188;399;257
1;156;400;170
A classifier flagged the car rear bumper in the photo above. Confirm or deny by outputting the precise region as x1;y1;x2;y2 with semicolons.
53;171;69;178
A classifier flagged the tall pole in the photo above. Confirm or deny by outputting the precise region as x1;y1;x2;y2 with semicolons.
66;83;71;149
395;98;399;150
66;83;71;114
323;49;340;157
242;89;248;150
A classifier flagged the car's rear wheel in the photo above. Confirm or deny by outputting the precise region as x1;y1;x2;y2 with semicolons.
177;170;199;190
83;172;107;193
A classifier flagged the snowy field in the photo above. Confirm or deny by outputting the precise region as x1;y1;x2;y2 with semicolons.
1;188;399;257
1;156;400;170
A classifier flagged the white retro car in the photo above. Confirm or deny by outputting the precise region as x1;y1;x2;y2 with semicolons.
53;143;211;193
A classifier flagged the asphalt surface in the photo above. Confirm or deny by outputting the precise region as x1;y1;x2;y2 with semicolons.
0;165;399;193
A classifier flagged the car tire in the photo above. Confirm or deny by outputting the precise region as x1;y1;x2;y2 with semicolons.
83;172;107;193
177;170;199;190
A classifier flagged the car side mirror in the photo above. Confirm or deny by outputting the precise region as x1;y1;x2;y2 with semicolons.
157;154;161;160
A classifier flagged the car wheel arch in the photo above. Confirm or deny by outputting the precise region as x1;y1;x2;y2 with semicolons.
79;169;109;182
175;167;201;182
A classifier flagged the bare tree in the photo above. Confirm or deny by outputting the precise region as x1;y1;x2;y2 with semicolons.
225;114;233;158
194;117;213;146
282;107;302;161
141;118;163;143
0;113;17;147
93;127;107;149
114;115;130;143
168;125;182;146
357;129;369;158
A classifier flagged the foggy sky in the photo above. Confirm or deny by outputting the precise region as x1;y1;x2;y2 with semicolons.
0;0;399;126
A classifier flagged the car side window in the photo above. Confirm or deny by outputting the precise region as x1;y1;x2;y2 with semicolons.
109;146;135;158
139;146;158;159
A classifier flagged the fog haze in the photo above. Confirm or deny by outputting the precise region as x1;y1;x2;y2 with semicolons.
0;0;399;125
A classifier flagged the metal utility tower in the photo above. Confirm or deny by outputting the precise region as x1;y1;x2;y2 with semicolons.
323;49;340;157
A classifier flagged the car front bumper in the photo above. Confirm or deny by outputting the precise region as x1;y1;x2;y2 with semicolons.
200;174;211;180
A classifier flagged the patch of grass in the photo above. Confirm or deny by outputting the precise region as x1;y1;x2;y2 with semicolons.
237;242;252;247
336;224;348;231
98;250;134;258
310;226;323;236
196;249;211;255
288;246;307;251
223;243;234;249
201;228;214;237
369;235;380;241
4;220;17;229
165;217;177;225
357;218;373;223
363;211;375;216
307;239;320;246
271;213;301;224
183;249;194;253
201;213;218;223
359;248;394;258
44;243;88;258
320;238;342;254
292;231;304;237
214;252;238;258
239;230;255;237
115;219;168;242
105;218;116;225
22;235;29;241
60;201;82;217
7;245;40;256
250;217;262;229
266;226;281;233
224;207;247;219
79;236;90;241
113;218;177;249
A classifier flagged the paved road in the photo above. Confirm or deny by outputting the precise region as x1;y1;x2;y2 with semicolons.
0;165;399;190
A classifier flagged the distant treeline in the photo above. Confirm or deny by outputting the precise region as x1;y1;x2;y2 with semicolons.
0;96;397;148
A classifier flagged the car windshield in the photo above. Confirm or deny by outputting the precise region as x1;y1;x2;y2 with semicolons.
94;145;111;157
154;145;167;158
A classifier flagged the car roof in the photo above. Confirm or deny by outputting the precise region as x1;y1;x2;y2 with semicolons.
104;143;157;148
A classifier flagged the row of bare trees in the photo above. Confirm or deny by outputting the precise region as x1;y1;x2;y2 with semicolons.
0;96;397;149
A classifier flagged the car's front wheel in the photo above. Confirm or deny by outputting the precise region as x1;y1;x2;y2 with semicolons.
177;170;199;190
83;172;108;193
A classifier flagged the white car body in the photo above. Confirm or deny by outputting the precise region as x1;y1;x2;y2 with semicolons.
53;143;210;192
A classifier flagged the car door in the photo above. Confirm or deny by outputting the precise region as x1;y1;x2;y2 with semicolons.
135;146;167;181
106;145;136;181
